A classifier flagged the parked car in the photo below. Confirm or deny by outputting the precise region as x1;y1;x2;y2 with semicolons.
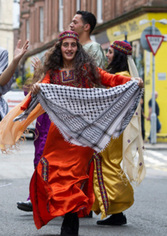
3;89;36;139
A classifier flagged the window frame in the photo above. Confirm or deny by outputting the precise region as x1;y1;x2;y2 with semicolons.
97;0;103;24
59;0;64;32
39;7;44;42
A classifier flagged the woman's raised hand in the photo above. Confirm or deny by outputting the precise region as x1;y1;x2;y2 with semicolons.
13;39;29;63
31;57;42;70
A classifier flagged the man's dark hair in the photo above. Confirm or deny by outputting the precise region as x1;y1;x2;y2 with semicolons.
76;10;97;34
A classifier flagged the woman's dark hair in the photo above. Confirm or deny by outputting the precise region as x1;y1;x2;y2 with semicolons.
42;40;101;86
107;48;129;74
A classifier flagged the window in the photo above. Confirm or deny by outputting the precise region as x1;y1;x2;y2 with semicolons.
59;0;64;32
26;19;30;40
97;0;103;24
39;7;44;42
76;0;80;11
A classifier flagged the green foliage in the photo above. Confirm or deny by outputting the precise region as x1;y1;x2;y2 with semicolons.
15;68;33;89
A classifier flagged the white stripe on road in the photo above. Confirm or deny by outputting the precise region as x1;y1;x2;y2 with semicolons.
144;155;166;166
145;150;167;161
0;183;12;188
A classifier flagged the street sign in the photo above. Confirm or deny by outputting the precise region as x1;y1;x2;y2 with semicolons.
146;35;164;56
140;26;161;52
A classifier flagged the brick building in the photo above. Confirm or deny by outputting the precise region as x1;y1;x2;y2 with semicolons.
19;0;167;141
19;0;167;53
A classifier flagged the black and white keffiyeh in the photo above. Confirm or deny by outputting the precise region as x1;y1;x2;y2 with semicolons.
14;80;143;152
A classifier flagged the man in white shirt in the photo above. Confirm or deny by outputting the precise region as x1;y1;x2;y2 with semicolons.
70;10;105;69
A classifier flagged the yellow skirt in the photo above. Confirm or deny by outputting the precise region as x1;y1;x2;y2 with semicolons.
92;134;134;219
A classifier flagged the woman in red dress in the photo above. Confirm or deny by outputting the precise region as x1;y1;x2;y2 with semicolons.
29;31;143;236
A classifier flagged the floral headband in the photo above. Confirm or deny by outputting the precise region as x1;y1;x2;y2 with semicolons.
111;41;132;55
58;30;79;41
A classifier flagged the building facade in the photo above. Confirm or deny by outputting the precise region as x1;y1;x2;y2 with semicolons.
19;0;167;142
0;0;14;61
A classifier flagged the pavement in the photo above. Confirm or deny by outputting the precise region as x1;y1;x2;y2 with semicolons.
1;177;167;236
0;140;167;236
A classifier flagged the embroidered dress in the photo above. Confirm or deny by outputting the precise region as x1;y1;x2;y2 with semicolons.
30;69;96;229
0;68;142;229
92;71;145;219
31;69;139;229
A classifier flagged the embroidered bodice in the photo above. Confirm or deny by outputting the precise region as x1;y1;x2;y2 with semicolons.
42;68;131;89
49;69;94;88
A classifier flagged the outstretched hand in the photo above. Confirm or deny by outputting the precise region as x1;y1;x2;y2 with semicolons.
13;39;29;63
133;77;144;88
